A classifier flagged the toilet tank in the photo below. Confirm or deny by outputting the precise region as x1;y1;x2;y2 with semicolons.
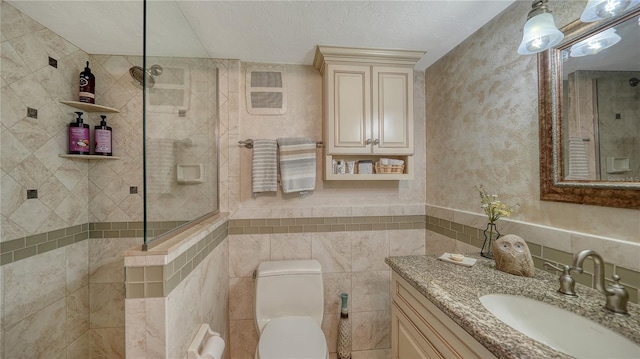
255;260;324;333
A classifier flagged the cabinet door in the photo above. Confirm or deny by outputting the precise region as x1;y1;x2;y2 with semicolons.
372;67;413;154
392;305;441;359
326;64;371;154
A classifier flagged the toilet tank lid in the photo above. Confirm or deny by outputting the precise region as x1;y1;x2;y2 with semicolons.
257;260;322;277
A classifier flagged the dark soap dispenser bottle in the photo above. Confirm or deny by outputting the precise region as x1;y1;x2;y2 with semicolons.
94;115;112;156
69;111;90;154
79;61;95;104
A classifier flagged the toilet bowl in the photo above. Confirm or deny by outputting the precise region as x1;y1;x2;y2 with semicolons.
254;260;328;359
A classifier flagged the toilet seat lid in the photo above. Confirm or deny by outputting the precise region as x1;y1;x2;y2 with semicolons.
259;317;327;359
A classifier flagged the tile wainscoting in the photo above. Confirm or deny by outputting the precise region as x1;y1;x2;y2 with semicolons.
226;213;426;359
123;215;229;359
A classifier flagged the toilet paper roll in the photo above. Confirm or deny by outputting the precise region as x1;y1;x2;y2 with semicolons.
201;335;225;359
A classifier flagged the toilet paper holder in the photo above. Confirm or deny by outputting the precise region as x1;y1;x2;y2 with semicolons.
187;323;225;359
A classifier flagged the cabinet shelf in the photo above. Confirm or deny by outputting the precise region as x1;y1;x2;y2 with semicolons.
324;155;413;180
60;101;119;113
59;154;120;160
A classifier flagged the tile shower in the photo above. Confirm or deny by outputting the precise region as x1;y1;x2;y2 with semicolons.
1;2;229;357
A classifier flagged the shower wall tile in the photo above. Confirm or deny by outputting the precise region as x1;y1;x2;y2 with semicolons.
90;327;125;359
67;332;91;359
3;297;67;359
89;282;125;329
66;285;90;344
89;237;141;284
2;248;66;327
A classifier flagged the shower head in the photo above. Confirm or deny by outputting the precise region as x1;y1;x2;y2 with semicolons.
630;78;639;87
129;64;163;88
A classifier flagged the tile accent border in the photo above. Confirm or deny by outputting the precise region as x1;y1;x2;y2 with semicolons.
426;215;640;304
228;215;426;235
0;224;89;265
125;222;228;299
0;221;188;266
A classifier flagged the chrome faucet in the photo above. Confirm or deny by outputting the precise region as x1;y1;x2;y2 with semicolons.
572;249;629;316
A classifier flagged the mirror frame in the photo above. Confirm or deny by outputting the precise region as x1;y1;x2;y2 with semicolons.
539;8;640;210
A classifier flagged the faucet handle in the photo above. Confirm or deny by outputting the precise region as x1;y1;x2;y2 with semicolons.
544;262;562;271
605;275;630;316
544;262;578;297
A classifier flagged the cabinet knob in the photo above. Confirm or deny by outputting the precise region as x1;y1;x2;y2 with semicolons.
366;139;372;145
373;139;380;145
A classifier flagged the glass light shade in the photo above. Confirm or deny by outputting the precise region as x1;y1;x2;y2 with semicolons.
580;0;640;22
518;13;565;55
569;28;621;56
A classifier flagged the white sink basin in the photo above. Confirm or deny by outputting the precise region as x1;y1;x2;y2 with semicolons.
479;294;640;359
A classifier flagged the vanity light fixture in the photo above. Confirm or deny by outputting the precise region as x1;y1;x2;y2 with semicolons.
580;0;640;22
518;0;564;55
569;27;622;56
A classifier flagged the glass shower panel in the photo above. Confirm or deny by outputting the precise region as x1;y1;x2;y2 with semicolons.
144;0;219;246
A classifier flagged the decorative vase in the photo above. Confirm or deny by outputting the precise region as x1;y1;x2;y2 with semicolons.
337;293;351;359
481;222;501;259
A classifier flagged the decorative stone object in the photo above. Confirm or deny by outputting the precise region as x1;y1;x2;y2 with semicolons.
492;234;535;277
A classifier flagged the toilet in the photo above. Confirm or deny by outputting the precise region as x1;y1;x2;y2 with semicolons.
254;259;328;359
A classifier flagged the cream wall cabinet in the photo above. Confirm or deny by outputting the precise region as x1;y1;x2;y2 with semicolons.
324;64;414;155
314;46;423;180
391;272;497;359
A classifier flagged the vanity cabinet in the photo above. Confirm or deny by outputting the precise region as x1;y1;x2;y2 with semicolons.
313;46;423;180
391;272;497;359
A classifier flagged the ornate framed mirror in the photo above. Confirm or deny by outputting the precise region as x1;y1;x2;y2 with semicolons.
539;7;640;209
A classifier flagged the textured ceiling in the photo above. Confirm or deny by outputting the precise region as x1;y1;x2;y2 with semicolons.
7;0;518;70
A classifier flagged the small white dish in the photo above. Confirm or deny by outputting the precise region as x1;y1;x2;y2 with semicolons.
449;253;465;262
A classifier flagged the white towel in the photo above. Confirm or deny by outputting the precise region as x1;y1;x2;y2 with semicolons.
276;137;316;194
566;137;589;180
252;139;278;193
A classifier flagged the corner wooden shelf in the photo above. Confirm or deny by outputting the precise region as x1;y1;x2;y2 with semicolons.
60;101;119;113
59;154;120;160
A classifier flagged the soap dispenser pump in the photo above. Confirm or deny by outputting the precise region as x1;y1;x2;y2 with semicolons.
94;115;112;156
69;111;90;154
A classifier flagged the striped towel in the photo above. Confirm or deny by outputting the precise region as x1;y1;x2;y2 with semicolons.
252;139;278;193
276;137;316;194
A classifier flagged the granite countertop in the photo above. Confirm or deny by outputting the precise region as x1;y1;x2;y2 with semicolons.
385;255;640;359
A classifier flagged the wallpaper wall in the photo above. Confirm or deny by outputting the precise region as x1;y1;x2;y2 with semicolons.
425;0;639;245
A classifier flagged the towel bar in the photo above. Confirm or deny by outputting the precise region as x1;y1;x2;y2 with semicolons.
238;138;323;149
